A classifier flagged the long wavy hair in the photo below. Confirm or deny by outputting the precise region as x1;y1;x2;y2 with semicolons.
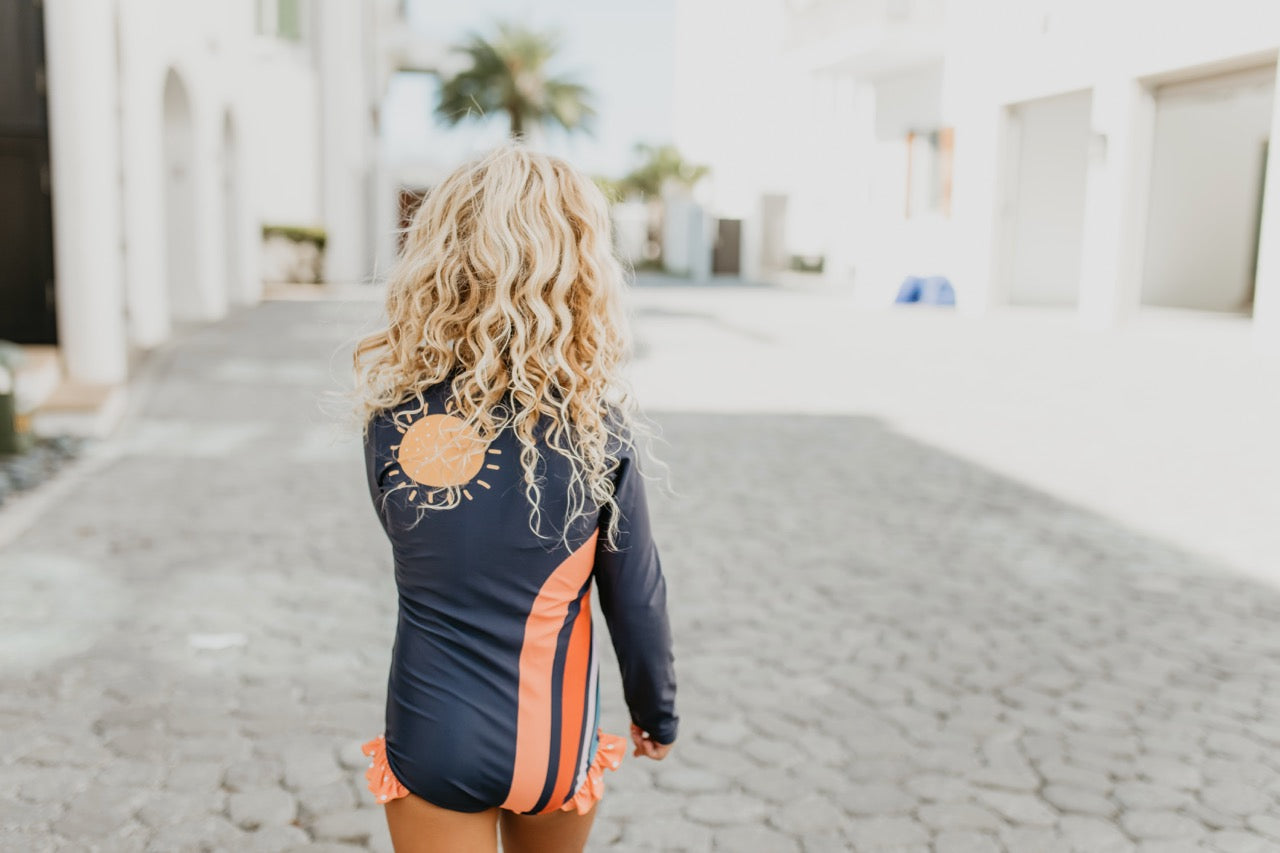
350;141;647;550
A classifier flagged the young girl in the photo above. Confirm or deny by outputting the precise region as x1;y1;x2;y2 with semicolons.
351;142;678;853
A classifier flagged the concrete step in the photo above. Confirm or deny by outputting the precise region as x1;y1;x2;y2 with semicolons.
263;280;385;302
30;378;127;438
8;345;62;412
1;345;127;439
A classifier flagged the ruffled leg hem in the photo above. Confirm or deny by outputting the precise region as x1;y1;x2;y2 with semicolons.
362;730;625;813
560;730;627;815
362;734;410;804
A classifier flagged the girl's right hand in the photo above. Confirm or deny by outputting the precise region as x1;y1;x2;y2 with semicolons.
630;723;673;760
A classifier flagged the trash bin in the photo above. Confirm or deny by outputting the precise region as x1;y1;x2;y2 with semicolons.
895;275;956;306
0;341;32;455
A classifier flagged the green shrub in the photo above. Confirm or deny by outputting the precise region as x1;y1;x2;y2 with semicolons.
262;224;328;250
789;254;825;273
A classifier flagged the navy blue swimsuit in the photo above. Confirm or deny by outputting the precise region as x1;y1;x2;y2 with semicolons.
362;384;678;814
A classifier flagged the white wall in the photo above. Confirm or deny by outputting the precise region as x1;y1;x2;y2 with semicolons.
875;64;944;140
45;0;342;384
611;200;649;265
116;0;255;333
947;0;1280;332
1003;89;1092;306
162;70;200;321
44;0;129;384
856;66;948;305
674;0;953;298
316;0;374;284
1253;64;1280;355
1141;66;1274;313
661;196;711;279
118;0;329;320
671;0;793;218
673;1;950;297
675;0;1280;348
242;51;322;227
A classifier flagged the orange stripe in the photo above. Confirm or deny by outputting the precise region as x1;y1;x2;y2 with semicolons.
541;591;592;812
501;530;599;813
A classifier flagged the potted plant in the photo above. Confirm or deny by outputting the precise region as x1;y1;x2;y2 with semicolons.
0;340;32;455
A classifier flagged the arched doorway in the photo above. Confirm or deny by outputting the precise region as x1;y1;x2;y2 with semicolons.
162;69;198;321
222;110;242;303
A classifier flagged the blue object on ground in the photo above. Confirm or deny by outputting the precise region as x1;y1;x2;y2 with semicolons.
895;275;956;306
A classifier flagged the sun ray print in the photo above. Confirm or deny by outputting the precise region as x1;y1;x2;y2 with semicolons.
383;412;500;503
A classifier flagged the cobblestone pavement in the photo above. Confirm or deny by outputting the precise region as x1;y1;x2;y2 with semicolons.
4;298;1280;852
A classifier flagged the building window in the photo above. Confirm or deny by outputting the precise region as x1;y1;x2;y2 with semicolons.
905;127;954;218
257;0;304;42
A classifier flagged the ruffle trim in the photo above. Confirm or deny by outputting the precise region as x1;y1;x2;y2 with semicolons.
560;730;627;815
362;735;409;804
359;730;625;813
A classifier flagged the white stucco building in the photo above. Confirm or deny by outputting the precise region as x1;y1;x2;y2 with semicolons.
949;0;1280;357
1;0;440;425
670;0;949;297
673;0;1280;355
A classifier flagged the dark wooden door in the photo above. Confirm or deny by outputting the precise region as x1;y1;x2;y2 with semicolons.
0;0;57;344
712;218;741;275
397;186;428;254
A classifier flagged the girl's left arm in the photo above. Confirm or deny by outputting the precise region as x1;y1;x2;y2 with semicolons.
593;447;679;746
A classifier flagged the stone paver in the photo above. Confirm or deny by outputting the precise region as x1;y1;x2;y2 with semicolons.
3;294;1280;850
228;787;298;830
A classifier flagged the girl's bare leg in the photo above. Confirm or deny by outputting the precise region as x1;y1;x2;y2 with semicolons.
383;791;499;853
499;803;598;853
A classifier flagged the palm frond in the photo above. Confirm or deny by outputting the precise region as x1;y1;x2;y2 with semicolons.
433;20;595;140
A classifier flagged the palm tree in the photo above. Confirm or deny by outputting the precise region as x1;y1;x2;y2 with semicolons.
616;143;710;268
591;175;625;204
436;22;596;140
620;143;710;200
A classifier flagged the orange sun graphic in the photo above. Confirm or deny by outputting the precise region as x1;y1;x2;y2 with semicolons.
384;409;502;502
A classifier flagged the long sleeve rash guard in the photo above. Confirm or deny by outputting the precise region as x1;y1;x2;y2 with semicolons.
362;386;678;814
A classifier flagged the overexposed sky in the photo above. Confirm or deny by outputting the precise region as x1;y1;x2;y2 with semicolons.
381;0;676;177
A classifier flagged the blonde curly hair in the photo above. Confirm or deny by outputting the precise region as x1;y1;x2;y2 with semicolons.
351;141;647;550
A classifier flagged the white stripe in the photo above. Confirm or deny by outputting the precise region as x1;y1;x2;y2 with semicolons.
573;618;600;793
